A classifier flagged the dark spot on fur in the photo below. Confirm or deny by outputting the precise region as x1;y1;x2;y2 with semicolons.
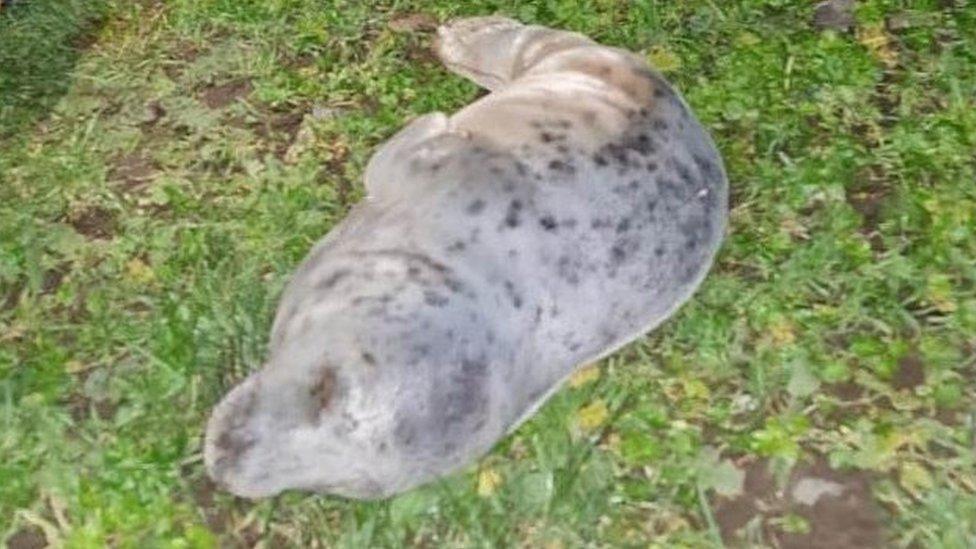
548;159;574;173
652;119;668;131
610;244;627;264
646;161;659;172
504;199;523;228
310;368;338;412
657;176;686;201
361;352;376;366
316;269;351;291
539;215;558;231
466;199;486;215
673;159;696;186
444;277;465;294
616;218;632;233
503;280;523;309
593;154;608;167
654;246;666;257
424;290;449;307
447;240;466;253
514;161;529;177
557;255;582;285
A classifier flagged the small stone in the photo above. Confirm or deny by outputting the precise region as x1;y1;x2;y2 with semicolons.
813;0;855;31
791;477;846;506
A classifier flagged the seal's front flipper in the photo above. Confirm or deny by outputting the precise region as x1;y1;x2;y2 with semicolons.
364;112;458;202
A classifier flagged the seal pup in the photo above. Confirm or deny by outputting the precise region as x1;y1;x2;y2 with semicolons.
204;16;728;500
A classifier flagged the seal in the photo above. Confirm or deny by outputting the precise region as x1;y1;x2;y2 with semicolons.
203;16;728;500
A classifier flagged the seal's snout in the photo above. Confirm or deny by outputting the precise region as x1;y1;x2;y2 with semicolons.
203;375;265;497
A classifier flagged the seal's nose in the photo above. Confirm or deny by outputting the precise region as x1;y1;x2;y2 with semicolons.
203;376;260;493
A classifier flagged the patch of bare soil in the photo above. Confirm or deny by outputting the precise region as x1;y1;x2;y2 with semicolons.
185;474;269;546
892;353;925;390
845;169;889;252
41;262;71;295
66;393;118;423
200;79;253;109
388;13;438;32
162;41;203;80
253;109;305;159
66;206;116;240
812;0;855;31
714;456;883;549
140;100;167;129
5;527;46;549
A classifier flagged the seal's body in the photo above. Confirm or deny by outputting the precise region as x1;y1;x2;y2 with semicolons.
204;17;727;499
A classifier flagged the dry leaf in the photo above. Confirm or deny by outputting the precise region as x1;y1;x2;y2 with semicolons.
477;468;503;497
569;364;600;388
857;23;898;67
768;318;797;347
125;258;156;284
576;400;609;432
648;46;681;72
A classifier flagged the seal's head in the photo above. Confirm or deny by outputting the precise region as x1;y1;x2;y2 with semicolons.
203;293;500;500
203;324;431;500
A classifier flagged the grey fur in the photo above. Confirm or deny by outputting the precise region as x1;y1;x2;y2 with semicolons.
204;16;728;500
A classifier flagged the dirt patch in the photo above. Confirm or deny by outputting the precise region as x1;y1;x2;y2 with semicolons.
1;280;23;312
252;109;306;159
892;353;925;390
192;477;234;534
714;456;883;549
200;79;253;109
186;474;266;545
328;141;352;202
874;70;902;129
826;380;865;402
162;42;203;80
389;13;438;33
41;262;71;295
66;393;118;423
109;153;156;192
66;206;116;240
812;0;855;31
845;170;889;252
140;100;167;129
5;527;46;549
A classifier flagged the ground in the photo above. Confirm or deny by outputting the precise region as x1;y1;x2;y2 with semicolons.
1;0;974;547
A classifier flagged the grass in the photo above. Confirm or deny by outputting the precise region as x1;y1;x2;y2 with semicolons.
1;0;974;547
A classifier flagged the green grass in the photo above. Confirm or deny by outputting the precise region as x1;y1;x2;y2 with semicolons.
2;0;974;547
